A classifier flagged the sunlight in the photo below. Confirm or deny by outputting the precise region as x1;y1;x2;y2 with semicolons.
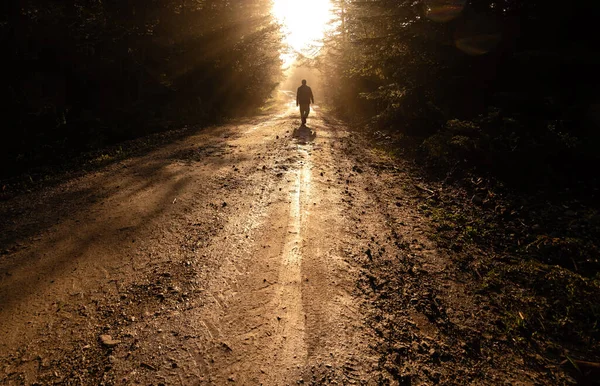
272;0;333;66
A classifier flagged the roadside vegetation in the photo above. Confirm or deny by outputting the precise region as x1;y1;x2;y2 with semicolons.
321;0;600;381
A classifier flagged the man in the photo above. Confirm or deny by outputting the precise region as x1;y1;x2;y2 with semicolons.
296;79;314;125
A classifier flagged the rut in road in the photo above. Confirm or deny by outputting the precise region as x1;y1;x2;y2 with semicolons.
0;94;378;385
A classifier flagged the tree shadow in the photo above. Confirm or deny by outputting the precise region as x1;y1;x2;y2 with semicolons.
0;125;240;317
292;124;317;144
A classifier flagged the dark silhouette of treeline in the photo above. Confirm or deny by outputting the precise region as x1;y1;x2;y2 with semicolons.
0;0;281;179
323;0;600;189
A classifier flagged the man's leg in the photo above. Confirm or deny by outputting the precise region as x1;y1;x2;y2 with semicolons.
300;104;310;124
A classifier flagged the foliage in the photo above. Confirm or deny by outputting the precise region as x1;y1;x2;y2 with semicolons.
420;108;597;187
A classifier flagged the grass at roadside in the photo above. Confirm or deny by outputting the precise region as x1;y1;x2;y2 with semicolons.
412;163;600;383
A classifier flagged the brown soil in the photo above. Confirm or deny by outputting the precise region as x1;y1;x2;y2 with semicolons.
0;94;577;385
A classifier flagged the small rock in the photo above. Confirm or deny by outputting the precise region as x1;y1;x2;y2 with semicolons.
429;348;439;359
100;334;121;348
141;362;157;371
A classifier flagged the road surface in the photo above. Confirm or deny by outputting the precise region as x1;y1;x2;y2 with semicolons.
0;92;548;385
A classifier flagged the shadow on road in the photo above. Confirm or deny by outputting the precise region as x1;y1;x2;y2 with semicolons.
292;124;317;144
0;126;238;317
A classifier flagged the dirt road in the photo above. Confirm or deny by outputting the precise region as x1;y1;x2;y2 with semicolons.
0;93;380;385
1;93;558;385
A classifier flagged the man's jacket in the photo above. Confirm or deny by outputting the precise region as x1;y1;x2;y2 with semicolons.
296;85;314;105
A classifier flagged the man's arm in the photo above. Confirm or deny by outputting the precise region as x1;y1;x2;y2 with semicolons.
296;88;299;106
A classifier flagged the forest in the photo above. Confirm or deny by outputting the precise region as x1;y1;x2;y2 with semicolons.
3;1;598;185
1;0;599;384
3;1;599;185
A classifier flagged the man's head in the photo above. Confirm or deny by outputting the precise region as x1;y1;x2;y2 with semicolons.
301;79;307;85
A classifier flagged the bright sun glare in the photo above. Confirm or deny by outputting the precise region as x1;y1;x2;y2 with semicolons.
272;0;333;65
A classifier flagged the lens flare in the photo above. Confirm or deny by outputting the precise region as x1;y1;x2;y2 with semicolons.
454;12;502;55
455;34;502;55
425;0;466;22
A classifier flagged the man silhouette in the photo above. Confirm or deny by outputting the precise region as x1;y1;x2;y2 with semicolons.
296;79;314;125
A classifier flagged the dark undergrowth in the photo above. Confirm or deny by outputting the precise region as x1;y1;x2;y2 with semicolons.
369;121;600;384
